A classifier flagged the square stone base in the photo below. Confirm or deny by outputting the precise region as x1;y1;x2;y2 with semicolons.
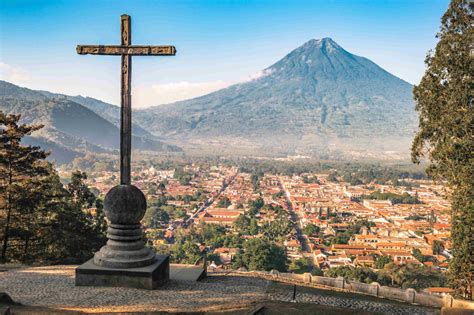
75;255;169;290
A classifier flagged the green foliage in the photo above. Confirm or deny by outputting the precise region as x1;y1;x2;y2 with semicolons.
199;223;227;248
405;214;426;221
349;267;378;283
412;248;429;263
326;266;378;284
174;208;189;220
0;112;106;263
303;224;321;236
207;253;222;265
342;173;363;186
362;191;421;204
311;267;324;276
234;215;260;236
235;214;251;235
432;240;445;255
217;197;231;208
331;232;351;245
328;220;374;245
327;172;338;183
171;240;202;264
378;263;447;290
67;171;96;209
302;175;320;184
251;198;265;210
375;256;392;269
222;233;243;248
250;172;263;190
289;257;313;274
173;168;193;185
1;112;48;262
249;218;259;235
410;0;473;299
261;214;292;241
349;220;375;234
143;207;170;228
233;238;287;272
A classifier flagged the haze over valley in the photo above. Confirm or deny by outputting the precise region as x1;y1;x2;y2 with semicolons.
0;38;417;163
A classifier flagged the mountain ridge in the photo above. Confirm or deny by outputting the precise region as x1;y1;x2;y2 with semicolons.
133;38;417;158
1;38;417;160
0;80;182;164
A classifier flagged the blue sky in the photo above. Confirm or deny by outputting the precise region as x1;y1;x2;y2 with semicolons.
0;0;449;107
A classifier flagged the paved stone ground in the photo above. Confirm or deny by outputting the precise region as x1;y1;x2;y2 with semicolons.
268;287;439;315
0;266;440;314
0;266;265;313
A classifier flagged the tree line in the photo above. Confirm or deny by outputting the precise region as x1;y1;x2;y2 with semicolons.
0;112;106;264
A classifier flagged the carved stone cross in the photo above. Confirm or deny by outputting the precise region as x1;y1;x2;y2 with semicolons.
77;14;176;185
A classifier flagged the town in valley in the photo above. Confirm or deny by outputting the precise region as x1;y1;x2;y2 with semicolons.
63;160;452;294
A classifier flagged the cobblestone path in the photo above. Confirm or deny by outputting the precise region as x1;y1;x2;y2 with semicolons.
268;291;439;315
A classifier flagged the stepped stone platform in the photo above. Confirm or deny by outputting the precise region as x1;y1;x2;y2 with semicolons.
0;265;440;314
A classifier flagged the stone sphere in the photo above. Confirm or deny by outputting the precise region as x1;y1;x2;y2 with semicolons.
104;185;147;224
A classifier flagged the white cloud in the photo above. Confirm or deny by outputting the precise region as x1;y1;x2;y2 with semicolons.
238;68;273;83
133;80;230;108
133;68;274;108
0;62;31;83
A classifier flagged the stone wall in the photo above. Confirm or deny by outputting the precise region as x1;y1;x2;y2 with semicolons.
229;269;474;311
304;274;473;310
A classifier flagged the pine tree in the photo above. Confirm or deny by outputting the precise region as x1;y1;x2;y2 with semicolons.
411;0;473;299
0;112;49;262
0;111;107;264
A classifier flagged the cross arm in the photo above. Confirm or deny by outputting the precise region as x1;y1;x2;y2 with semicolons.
76;45;176;56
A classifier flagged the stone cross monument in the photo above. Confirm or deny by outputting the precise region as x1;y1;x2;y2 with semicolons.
75;14;176;290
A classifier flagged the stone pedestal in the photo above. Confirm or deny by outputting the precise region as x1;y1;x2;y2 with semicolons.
76;255;169;290
75;184;170;289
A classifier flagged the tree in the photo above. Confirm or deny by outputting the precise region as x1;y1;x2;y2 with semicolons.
233;238;287;272
311;267;324;276
57;171;107;262
251;197;265;210
379;263;447;290
148;185;157;195
303;224;320;236
174;208;189;220
289;257;313;274
158;181;166;194
412;248;428;263
217;197;231;208
174;168;193;186
411;0;473;299
249;218;259;235
350;267;378;284
93;198;107;238
326;266;377;284
331;232;351;245
0;113;48;262
67;171;96;209
199;223;227;248
432;240;445;255
375;255;392;269
261;214;292;241
235;214;251;234
0;112;106;264
143;207;170;228
172;240;202;264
